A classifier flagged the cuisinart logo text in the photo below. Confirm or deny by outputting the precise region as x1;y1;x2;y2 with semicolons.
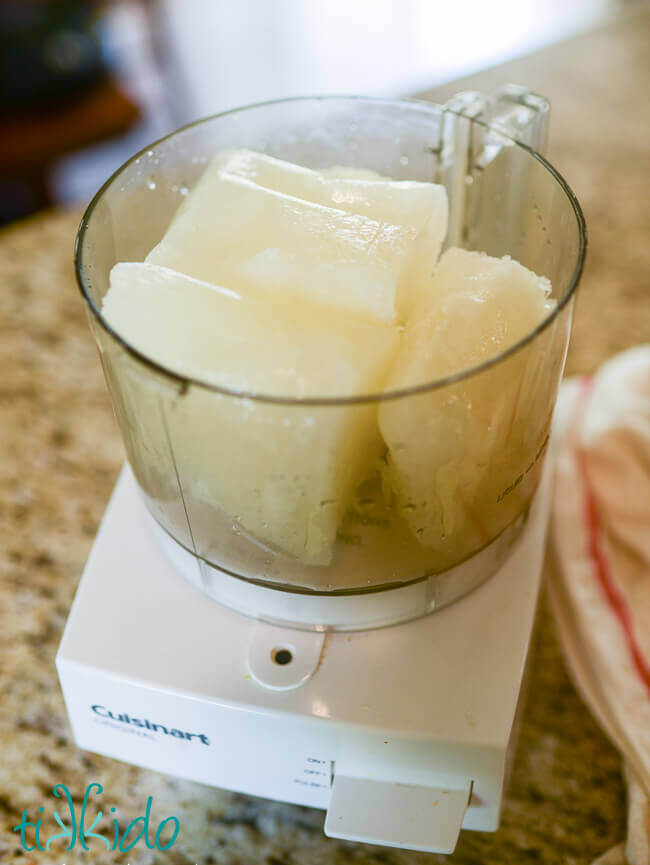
91;705;210;745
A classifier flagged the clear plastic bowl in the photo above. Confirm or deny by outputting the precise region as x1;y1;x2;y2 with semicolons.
76;96;585;628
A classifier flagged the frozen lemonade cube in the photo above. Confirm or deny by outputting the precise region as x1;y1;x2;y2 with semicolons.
146;169;420;324
215;150;445;234
156;149;448;320
103;262;399;564
379;248;556;555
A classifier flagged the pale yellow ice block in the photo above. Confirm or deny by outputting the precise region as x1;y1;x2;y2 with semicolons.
146;169;420;324
153;149;448;320
103;262;399;564
219;150;448;316
215;150;446;235
379;248;557;558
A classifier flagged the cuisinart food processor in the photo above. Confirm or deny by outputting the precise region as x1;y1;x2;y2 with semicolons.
57;88;585;854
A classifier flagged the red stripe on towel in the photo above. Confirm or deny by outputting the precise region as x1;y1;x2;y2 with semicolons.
576;376;650;695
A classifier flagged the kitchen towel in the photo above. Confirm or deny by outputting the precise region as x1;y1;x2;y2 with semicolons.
547;346;650;865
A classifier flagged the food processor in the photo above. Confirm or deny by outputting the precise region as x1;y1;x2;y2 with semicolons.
56;87;585;854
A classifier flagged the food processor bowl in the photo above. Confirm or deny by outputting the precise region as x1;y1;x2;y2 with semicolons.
76;92;585;630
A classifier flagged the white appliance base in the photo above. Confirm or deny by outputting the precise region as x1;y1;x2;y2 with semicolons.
56;463;551;854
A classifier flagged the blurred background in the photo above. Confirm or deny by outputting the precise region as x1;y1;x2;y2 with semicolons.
0;0;625;225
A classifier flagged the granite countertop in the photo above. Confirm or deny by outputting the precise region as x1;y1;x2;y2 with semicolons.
1;7;648;864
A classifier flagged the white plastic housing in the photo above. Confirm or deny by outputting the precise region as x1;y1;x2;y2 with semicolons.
56;463;550;854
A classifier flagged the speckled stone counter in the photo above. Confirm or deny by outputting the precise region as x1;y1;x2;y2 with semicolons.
0;7;648;864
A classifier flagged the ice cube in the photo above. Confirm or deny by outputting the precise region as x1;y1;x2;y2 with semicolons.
103;262;399;564
146;168;420;324
153;149;448;320
379;248;558;557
